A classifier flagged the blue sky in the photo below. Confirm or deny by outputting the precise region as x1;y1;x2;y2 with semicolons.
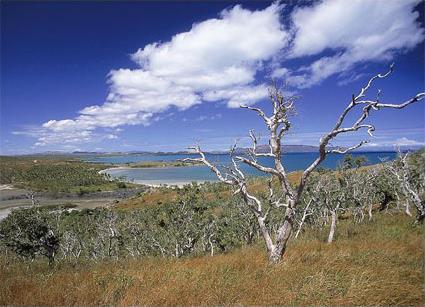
1;0;424;154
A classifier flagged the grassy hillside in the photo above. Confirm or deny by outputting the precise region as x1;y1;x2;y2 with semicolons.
115;171;304;210
0;156;132;193
1;214;423;306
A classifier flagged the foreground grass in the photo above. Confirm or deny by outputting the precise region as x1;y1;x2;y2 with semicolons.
0;214;423;306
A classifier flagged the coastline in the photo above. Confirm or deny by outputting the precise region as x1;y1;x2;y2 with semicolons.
100;166;216;188
132;179;215;188
99;164;203;173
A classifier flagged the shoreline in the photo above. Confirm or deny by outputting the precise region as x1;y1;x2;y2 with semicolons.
131;179;216;188
99;166;216;188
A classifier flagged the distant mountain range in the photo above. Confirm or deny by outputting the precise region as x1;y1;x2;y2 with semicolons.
69;145;327;155
15;144;422;157
41;145;401;156
231;145;326;154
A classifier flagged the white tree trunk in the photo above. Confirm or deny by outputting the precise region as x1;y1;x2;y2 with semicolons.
368;203;373;221
268;218;293;263
327;210;337;243
295;200;312;239
405;202;412;217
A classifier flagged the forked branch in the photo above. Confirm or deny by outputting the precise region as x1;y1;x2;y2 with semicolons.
298;64;425;199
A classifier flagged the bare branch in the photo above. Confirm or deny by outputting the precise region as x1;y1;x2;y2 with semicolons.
248;129;275;158
229;142;245;180
240;105;270;125
326;140;369;154
354;62;394;100
235;156;280;176
267;176;287;210
298;64;424;201
182;145;235;185
373;93;425;109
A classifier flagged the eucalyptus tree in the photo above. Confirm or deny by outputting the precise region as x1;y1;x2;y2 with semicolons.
301;171;348;243
294;174;321;239
185;65;424;263
385;151;425;222
353;170;379;221
0;208;60;266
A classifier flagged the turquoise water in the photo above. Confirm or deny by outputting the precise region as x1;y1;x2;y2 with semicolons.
89;152;397;185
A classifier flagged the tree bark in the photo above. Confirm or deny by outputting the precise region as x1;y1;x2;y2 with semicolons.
267;207;294;263
415;202;425;224
379;193;392;211
405;202;412;217
327;210;337;243
295;200;312;239
268;225;293;263
368;203;373;220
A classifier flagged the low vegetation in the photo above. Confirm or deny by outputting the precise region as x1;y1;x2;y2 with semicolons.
0;150;423;305
0;156;132;193
0;214;422;306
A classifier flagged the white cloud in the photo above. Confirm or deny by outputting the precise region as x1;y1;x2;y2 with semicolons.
287;0;424;87
271;67;289;79
196;115;208;122
203;84;269;108
29;0;424;146
365;137;425;148
394;137;425;146
184;113;223;122
132;3;287;89
37;3;288;145
13;126;121;147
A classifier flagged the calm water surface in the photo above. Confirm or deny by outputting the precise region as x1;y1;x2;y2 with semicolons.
87;152;397;185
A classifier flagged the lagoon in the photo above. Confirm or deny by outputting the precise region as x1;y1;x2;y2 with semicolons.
89;152;398;186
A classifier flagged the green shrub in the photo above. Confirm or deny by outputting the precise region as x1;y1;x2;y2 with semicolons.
0;208;60;265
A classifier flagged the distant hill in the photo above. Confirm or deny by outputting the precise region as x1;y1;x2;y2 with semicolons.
250;144;320;154
225;144;331;155
20;144;423;157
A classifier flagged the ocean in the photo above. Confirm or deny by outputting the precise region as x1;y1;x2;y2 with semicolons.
86;152;398;185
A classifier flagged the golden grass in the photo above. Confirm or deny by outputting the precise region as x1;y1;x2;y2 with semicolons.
116;171;304;210
116;187;179;210
1;214;423;306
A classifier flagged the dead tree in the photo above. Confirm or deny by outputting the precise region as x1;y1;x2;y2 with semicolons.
294;199;313;239
185;64;424;263
386;152;425;222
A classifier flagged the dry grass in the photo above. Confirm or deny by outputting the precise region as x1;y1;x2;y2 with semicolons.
116;187;179;210
1;214;423;306
116;171;304;210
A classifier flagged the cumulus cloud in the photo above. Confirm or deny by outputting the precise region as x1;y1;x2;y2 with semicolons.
394;137;425;147
38;3;288;145
13;125;123;147
366;137;425;148
131;4;287;88
286;0;424;87
32;0;424;146
203;84;269;108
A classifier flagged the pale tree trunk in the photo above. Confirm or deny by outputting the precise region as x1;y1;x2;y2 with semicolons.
405;202;412;217
268;218;293;263
396;191;412;217
367;203;373;220
327;210;337;244
404;185;425;223
389;153;425;223
295;200;312;239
